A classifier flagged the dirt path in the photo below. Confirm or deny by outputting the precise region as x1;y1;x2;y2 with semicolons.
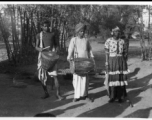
0;38;152;117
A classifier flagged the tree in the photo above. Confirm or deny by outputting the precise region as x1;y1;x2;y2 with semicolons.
0;4;150;65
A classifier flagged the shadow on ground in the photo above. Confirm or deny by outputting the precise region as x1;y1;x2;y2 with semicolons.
124;107;152;118
1;40;152;117
40;103;85;116
77;68;152;117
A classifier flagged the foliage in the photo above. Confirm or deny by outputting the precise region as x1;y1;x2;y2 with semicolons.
0;4;150;64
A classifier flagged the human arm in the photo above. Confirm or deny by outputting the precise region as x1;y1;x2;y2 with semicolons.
123;39;128;61
53;33;60;53
87;40;96;71
87;40;94;59
105;52;109;72
35;34;43;52
104;39;110;72
67;37;75;61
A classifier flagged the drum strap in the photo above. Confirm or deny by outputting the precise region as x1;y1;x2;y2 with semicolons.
38;32;47;86
73;37;89;59
38;32;43;61
73;37;78;60
40;32;43;49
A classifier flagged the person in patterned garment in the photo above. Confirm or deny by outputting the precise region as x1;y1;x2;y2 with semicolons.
35;20;63;100
104;26;130;103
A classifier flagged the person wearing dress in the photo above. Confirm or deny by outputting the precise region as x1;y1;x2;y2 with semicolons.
35;20;63;100
67;22;95;102
104;26;130;103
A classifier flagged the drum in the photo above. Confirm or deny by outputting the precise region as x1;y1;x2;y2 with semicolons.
41;51;59;71
70;58;95;76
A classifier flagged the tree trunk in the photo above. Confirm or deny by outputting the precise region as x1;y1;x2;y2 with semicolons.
139;10;146;60
37;11;40;33
18;7;23;53
10;6;18;64
0;16;12;62
148;5;151;60
10;9;16;53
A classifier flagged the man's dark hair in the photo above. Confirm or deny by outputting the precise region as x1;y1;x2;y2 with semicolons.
41;20;50;26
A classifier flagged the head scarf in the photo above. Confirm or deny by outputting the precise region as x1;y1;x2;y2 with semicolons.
111;26;120;35
75;22;85;33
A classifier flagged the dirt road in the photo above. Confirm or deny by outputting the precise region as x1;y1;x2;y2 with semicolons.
0;38;152;117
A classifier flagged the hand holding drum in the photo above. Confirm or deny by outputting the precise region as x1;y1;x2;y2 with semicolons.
41;50;59;71
69;58;95;76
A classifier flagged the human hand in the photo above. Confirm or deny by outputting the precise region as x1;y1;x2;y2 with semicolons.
105;62;109;72
55;48;60;54
106;66;109;72
91;57;95;64
55;50;59;55
37;47;43;52
67;57;73;62
94;65;97;73
67;56;71;62
105;62;109;66
91;57;97;72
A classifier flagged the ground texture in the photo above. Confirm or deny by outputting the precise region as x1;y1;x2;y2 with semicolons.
0;38;152;117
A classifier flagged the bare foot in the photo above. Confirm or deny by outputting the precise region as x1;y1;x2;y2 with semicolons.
108;98;115;103
56;95;64;100
85;97;93;102
41;94;50;99
73;98;80;102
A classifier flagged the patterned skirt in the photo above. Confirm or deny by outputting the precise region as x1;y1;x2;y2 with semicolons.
108;56;130;99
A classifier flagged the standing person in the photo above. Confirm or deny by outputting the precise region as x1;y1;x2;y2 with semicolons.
67;22;95;102
104;26;130;103
35;20;63;100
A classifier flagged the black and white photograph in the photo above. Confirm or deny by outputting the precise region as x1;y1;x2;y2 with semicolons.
0;1;152;118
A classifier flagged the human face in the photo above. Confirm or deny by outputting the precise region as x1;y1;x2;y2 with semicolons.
78;28;85;38
113;30;120;38
42;23;50;32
